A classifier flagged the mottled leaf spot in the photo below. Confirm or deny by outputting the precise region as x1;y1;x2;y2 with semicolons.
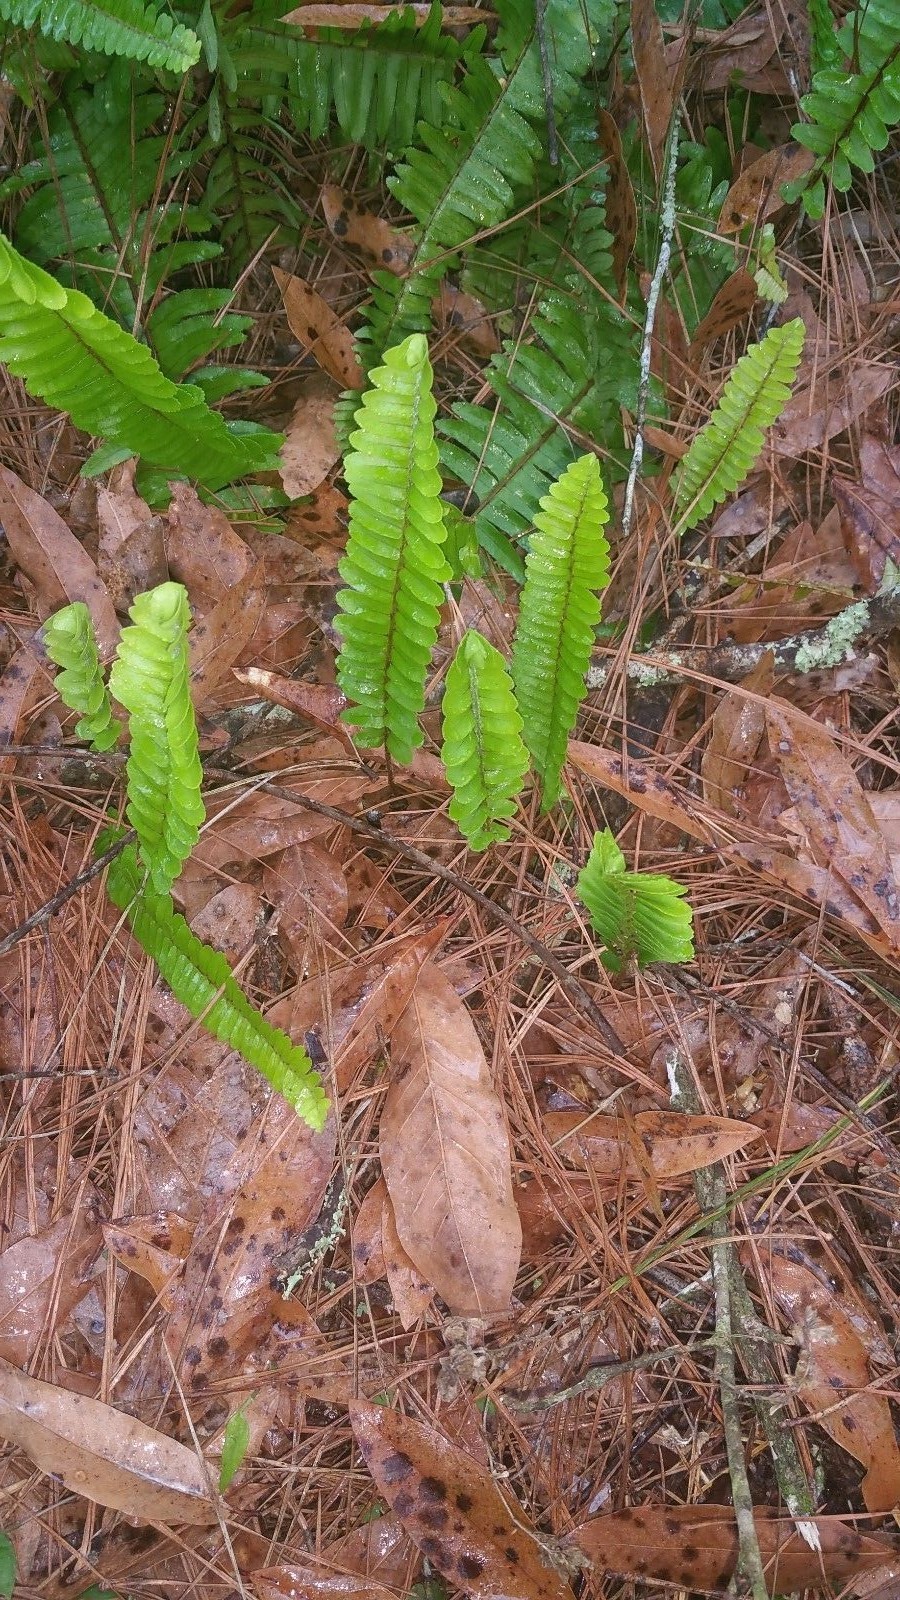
420;1475;447;1502
458;1554;484;1580
382;1450;414;1483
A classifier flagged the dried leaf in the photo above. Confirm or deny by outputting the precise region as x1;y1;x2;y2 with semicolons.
272;266;364;389
382;1190;434;1328
283;3;483;27
765;699;900;948
0;467;117;655
188;559;266;707
764;1252;900;1512
567;740;718;844
689;269;758;358
380;961;521;1315
322;184;414;273
349;1400;573;1600
165;483;254;607
545;1109;760;1180
102;1212;193;1304
192;774;373;873
718;143;816;233
253;1511;417;1600
693;14;781;92
631;0;673;178
264;840;350;958
434;284;499;358
0;1356;219;1525
279;373;342;498
832;435;900;590
0;1201;101;1366
0;643;46;774
574;1505;900;1593
596;111;636;300
701;654;774;814
97;462;167;610
773;362;897;457
352;1176;388;1285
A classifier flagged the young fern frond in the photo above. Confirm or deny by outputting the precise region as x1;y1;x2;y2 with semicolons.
576;829;694;970
672;318;805;535
108;583;204;895
0;0;200;69
0;233;280;489
335;333;449;765
43;602;120;752
106;841;329;1131
512;453;611;810
442;630;529;851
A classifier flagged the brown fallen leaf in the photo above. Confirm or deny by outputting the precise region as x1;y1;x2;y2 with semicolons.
596;110;636;301
188;559;266;708
0;467;118;655
382;1190;434;1328
282;3;484;28
321;183;415;273
0;642;48;774
0;1197;102;1366
832;434;900;590
692;12;782;92
567;740;718;844
279;372;342;498
631;0;674;180
573;1505;900;1593
717;142;816;233
434;284;499;358
545;1109;760;1180
352;1176;388;1285
763;1251;900;1512
165;482;255;607
689;268;758;358
773;360;897;457
102;1213;193;1305
96;460;167;610
380;960;521;1316
191;772;374;874
273;265;364;389
252;1510;418;1600
349;1399;573;1600
263;840;350;959
701;654;774;815
765;698;900;949
0;1355;219;1525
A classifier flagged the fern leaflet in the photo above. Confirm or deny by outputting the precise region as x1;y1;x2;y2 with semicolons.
106;841;329;1130
672;319;805;535
43;602;120;752
108;583;205;895
0;0;200;69
442;630;529;851
512;453;611;810
0;231;280;488
576;829;695;970
335;333;450;765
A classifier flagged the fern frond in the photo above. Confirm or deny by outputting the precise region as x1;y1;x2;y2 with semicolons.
0;232;280;488
808;0;841;72
43;602;120;752
442;630;529;851
106;841;329;1130
0;0;200;69
787;0;900;215
576;829;694;969
108;583;205;895
335;333;449;765
511;453;611;811
672;319;805;534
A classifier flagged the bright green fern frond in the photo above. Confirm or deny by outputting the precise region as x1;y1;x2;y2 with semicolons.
43;602;120;753
106;841;328;1130
0;0;200;68
442;630;529;851
108;583;204;895
0;232;280;488
576;829;694;970
672;318;805;534
808;0;841;72
512;453;611;810
335;333;450;766
786;0;900;216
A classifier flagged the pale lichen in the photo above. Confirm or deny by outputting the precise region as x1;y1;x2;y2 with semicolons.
792;600;870;673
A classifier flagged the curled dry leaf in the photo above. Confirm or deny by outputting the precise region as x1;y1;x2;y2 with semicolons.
545;1109;761;1181
717;143;816;233
574;1505;900;1594
380;960;521;1315
349;1399;573;1600
272;266;364;389
279;372;343;498
762;1250;900;1513
0;466;118;655
0;1355;219;1525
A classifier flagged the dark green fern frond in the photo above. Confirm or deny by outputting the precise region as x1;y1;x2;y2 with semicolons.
442;630;529;851
786;0;900;216
335;333;450;766
108;583;205;894
0;0;200;68
808;0;841;72
0;232;280;487
672;318;805;534
576;830;694;970
512;453;611;811
43;602;120;752
106;841;328;1129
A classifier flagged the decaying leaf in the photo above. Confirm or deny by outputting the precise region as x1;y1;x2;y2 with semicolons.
349;1400;573;1600
631;0;674;179
252;1510;417;1600
701;654;774;815
321;183;415;272
279;372;342;498
382;1189;434;1328
545;1108;761;1180
0;1356;219;1524
272;266;364;389
596;110;636;300
0;467;118;656
0;1200;102;1366
574;1505;900;1593
718;143;815;231
380;961;521;1315
689;269;758;357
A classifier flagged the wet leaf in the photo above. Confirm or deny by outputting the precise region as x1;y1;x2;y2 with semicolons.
717;143;816;233
434;284;498;358
102;1212;193;1305
349;1400;573;1600
763;1252;900;1512
0;1356;219;1525
273;266;364;389
701;654;774;815
382;1190;434;1329
773;361;897;457
567;740;718;844
264;841;350;960
97;462;167;610
0;1200;102;1366
596;111;636;300
0;467;118;655
630;0;673;179
188;559;266;707
165;483;255;607
322;184;414;273
688;269;757;357
693;13;781;92
380;961;521;1315
832;435;900;590
352;1176;388;1285
192;773;373;873
545;1109;760;1180
280;373;343;498
252;1511;417;1600
573;1505;900;1593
